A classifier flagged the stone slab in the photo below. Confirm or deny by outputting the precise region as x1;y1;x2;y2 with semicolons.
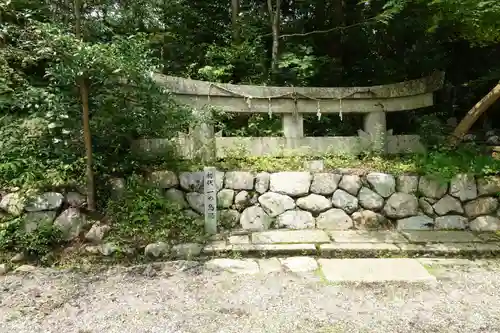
305;160;325;172
202;241;231;255
318;258;435;283
171;243;203;259
257;258;283;274
229;235;250;244
474;232;500;242
230;229;251;236
0;263;9;276
205;259;259;274
401;231;481;243
400;242;499;255
426;243;476;254
232;243;317;255
14;265;37;273
396;243;426;253
328;231;408;244
251;230;330;244
280;257;318;272
320;243;400;254
208;234;226;241
202;242;318;256
398;242;490;255
417;258;478;266
474;243;500;253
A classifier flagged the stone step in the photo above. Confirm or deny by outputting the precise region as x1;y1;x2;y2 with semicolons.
201;241;500;258
198;229;500;259
141;230;500;260
204;257;436;283
318;258;436;283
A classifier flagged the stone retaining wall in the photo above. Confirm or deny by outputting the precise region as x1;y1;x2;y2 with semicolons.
0;190;102;242
2;170;499;245
148;170;500;232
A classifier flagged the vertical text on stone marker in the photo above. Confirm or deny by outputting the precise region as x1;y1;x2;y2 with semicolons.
204;167;217;234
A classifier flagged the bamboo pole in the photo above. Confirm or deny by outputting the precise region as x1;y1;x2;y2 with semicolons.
449;82;500;146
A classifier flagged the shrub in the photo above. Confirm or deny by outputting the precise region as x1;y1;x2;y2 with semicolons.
0;216;65;257
105;176;205;247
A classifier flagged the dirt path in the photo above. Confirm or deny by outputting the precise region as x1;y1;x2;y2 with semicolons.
1;259;500;333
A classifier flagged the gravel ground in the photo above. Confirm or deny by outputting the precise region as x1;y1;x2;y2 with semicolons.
1;259;500;333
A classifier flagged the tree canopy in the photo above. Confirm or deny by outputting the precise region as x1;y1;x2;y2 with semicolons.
1;0;500;192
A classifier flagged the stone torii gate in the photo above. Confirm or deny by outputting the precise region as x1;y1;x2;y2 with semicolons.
137;72;445;161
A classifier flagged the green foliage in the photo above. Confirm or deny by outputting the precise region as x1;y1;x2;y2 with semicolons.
214;113;282;137
196;41;267;83
382;0;500;44
0;216;64;257
4;0;497;149
208;144;500;182
414;144;500;180
0;115;85;189
277;46;324;85
0;2;194;190
105;176;204;246
413;113;450;148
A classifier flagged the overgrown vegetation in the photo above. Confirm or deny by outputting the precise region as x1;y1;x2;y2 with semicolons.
159;143;498;181
105;176;204;247
0;0;198;258
0;216;64;258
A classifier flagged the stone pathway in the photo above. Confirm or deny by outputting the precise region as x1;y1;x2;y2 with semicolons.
200;229;500;258
204;257;436;283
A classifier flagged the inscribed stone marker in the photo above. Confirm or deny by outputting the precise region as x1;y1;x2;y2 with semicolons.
204;167;217;234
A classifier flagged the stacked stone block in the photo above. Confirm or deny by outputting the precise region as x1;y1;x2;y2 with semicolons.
148;170;500;232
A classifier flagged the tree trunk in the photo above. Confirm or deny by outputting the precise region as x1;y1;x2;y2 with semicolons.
267;0;281;79
0;5;4;48
231;0;240;44
74;0;96;210
449;82;500;146
162;0;169;74
64;0;70;24
332;0;344;84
